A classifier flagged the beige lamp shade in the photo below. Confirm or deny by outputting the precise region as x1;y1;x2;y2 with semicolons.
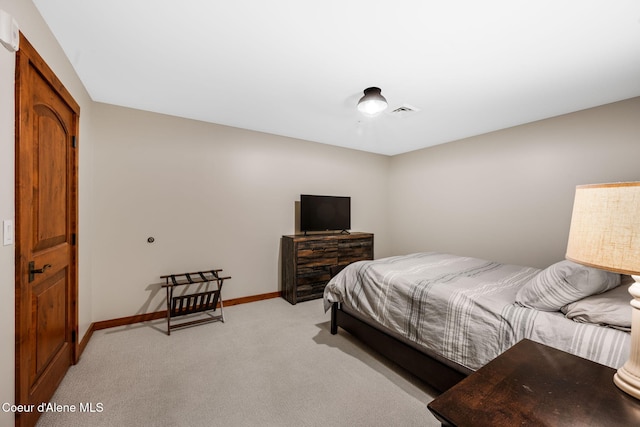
566;182;640;276
566;182;640;400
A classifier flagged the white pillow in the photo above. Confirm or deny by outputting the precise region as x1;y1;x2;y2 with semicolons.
515;260;621;311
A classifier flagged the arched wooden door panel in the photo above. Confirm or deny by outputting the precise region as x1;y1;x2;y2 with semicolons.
15;33;79;427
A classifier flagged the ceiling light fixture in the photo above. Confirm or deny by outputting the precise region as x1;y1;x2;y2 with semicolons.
357;87;388;116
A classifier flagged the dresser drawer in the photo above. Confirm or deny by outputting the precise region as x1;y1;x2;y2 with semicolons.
296;264;333;279
296;241;338;268
338;238;373;265
296;273;332;301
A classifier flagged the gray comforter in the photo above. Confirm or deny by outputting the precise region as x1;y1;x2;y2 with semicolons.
324;252;630;370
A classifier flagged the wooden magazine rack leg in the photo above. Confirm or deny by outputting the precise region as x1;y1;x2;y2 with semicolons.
161;269;231;335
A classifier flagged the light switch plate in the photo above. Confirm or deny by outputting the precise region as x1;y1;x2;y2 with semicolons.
3;219;14;246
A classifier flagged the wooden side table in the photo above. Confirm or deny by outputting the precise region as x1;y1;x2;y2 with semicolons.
427;339;640;426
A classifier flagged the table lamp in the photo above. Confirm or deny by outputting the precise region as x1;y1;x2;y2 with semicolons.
566;182;640;399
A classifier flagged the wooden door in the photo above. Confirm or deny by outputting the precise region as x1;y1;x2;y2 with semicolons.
15;34;79;427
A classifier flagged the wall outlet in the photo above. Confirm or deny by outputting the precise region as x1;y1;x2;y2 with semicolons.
3;220;13;246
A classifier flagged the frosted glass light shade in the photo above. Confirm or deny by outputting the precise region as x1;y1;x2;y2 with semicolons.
357;87;388;116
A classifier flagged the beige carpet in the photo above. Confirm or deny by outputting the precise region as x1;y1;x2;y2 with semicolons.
36;298;440;427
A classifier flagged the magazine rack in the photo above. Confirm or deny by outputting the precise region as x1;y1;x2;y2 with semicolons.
160;269;231;335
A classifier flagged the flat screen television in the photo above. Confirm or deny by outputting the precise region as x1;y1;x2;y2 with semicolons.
300;194;350;233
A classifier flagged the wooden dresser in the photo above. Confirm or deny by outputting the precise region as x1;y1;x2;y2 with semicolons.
281;232;373;304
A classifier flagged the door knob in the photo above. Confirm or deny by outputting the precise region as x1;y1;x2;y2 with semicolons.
28;261;52;282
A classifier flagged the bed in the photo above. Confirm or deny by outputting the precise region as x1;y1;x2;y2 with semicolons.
324;252;631;392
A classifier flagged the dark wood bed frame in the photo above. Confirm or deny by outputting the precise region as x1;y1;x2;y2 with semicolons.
330;302;472;392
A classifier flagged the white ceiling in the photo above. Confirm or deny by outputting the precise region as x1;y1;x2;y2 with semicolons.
33;1;640;155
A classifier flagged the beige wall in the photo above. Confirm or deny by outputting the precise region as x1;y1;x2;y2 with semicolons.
90;97;640;321
389;97;640;269
90;103;390;321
